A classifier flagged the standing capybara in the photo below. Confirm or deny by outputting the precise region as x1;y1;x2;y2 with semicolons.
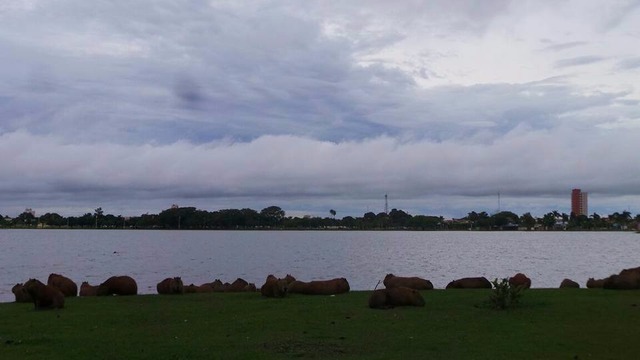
79;282;99;296
586;278;605;288
508;273;531;289
383;274;434;290
369;287;426;309
288;278;350;295
47;273;78;297
12;283;33;303
260;276;289;298
97;275;138;296
559;278;580;288
22;278;64;310
446;277;492;289
157;277;184;295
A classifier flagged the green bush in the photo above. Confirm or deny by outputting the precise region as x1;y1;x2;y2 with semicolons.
490;278;524;310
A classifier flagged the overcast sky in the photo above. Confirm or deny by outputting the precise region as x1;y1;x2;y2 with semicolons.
1;0;639;219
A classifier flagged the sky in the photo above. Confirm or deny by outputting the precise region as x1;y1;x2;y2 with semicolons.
0;0;639;219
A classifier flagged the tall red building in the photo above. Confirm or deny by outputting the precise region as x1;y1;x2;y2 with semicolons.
571;189;588;216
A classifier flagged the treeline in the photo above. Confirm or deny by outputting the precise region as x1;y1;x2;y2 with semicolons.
1;206;639;231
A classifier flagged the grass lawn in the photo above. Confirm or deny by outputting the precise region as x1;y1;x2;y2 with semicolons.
1;289;639;359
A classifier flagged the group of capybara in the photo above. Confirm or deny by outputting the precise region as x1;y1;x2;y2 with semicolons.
11;266;640;311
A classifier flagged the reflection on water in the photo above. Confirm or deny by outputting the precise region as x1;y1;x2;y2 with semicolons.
1;229;638;302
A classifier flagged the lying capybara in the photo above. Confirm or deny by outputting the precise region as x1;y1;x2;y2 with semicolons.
284;274;296;284
226;278;249;292
244;283;257;292
79;281;99;296
97;275;138;296
47;273;78;297
210;279;225;292
586;278;605;288
184;284;198;293
261;276;289;298
157;277;184;294
508;273;531;289
369;287;425;309
383;274;433;290
446;277;492;289
603;273;640;290
288;277;350;295
602;266;640;290
12;283;33;303
559;278;580;288
22;278;64;310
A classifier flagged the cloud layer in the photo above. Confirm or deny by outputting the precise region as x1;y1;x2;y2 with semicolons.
0;0;639;218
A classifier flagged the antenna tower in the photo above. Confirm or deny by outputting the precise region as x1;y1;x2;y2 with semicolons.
384;194;388;214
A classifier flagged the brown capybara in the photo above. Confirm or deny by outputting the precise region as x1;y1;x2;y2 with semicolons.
260;277;289;298
226;278;249;292
22;278;64;310
196;284;214;293
508;273;531;289
369;287;425;309
157;277;184;295
244;283;257;292
284;274;296;284
184;284;199;294
287;277;350;295
47;273;78;297
97;275;138;296
210;279;225;292
603;273;640;290
383;274;433;290
559;278;580;288
586;278;605;288
12;283;33;303
79;281;99;296
446;277;492;289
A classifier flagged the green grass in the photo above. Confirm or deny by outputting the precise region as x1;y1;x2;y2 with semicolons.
1;289;639;359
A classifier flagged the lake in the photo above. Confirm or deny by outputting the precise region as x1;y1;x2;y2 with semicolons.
1;229;638;303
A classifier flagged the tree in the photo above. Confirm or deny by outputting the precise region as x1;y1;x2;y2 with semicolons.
94;207;104;228
329;209;336;219
260;206;285;228
542;212;557;230
520;212;536;231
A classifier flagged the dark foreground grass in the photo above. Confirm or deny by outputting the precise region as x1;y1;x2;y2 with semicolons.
1;289;640;359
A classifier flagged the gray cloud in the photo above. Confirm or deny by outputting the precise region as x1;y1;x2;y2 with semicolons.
0;0;638;218
554;56;607;68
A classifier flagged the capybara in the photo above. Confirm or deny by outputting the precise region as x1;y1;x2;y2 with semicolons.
261;277;289;298
184;284;199;293
97;275;138;296
210;279;225;292
508;273;531;289
446;277;492;289
383;274;433;290
47;273;78;297
22;278;64;310
603;273;640;290
287;277;350;295
157;277;184;295
196;284;214;293
284;274;296;284
559;278;580;288
226;278;249;292
79;281;99;296
244;283;257;292
586;278;605;288
602;266;640;290
12;283;33;303
369;287;426;309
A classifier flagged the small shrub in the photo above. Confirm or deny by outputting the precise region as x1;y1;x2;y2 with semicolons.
490;278;524;310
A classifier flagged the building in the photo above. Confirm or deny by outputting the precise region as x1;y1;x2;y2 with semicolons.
571;189;588;217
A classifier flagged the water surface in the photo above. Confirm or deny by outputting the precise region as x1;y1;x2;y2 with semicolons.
1;230;637;303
